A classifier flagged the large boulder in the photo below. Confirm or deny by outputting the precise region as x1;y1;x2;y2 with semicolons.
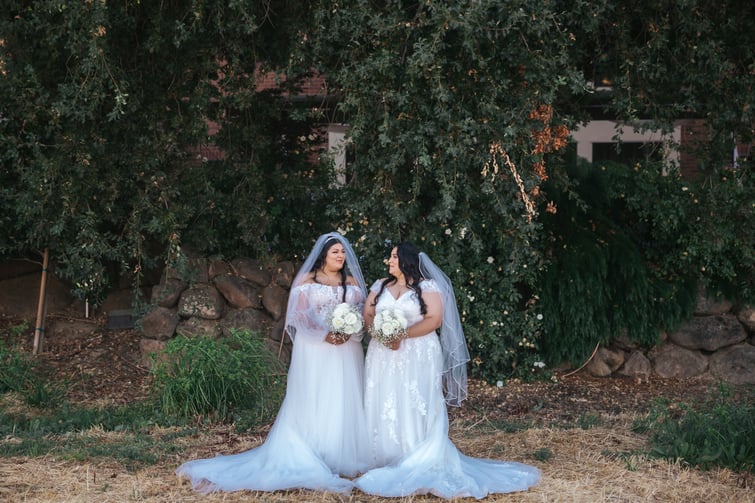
586;347;626;377
694;288;733;315
139;338;168;369
141;306;180;340
208;259;232;280
669;315;747;351
178;285;225;320
737;305;755;334
262;284;289;321
617;350;652;377
273;261;296;288
176;317;222;339
231;258;271;287
151;278;187;308
650;343;708;378
709;343;755;385
213;275;262;309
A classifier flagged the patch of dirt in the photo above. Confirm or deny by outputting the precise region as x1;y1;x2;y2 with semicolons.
1;312;153;405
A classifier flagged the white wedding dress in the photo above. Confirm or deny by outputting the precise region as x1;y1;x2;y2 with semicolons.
355;280;541;499
176;284;370;495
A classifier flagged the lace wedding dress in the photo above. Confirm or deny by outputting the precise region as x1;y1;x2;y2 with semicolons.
355;280;541;499
176;283;370;495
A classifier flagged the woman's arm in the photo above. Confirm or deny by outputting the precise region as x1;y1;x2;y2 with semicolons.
406;290;443;337
288;285;342;344
387;291;443;350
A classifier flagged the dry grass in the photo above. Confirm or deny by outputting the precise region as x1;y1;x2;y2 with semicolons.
1;414;752;503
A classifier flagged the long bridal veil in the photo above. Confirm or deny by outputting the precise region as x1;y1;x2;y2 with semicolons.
418;251;470;406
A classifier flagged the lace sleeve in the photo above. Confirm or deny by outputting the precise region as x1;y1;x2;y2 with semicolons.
284;284;329;342
419;278;440;293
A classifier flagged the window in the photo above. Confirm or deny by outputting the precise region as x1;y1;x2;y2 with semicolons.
592;141;664;164
571;120;681;166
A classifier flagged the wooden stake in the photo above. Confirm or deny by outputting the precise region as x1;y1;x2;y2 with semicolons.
33;248;50;355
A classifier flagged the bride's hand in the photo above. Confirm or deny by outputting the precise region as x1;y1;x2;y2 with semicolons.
325;332;349;345
388;338;402;351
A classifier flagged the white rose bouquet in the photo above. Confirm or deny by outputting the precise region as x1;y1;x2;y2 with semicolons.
370;308;409;347
327;302;364;343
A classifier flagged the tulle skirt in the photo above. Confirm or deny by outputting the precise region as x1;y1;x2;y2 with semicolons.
355;333;540;499
176;333;370;494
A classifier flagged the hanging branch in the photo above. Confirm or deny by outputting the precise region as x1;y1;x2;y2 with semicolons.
482;142;537;222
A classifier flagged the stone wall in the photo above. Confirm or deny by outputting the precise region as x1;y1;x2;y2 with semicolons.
139;257;755;385
586;290;755;385
139;257;296;367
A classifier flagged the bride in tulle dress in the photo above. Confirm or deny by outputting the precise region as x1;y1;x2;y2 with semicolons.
176;232;370;495
355;242;541;499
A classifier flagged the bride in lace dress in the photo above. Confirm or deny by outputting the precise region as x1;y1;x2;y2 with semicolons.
355;242;541;499
176;233;370;495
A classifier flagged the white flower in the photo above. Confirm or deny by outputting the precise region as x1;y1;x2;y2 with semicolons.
328;303;364;336
460;226;468;238
536;313;543;320
371;308;409;347
496;380;504;388
487;256;494;264
533;361;546;368
445;228;452;235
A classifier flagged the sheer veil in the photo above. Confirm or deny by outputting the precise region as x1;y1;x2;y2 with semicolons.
419;252;470;406
284;232;366;342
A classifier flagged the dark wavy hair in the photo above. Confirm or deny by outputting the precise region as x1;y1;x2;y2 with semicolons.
373;242;427;315
310;237;347;302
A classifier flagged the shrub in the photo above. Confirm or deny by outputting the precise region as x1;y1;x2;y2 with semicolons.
539;160;703;365
0;321;64;406
351;225;549;384
633;386;755;472
0;323;35;394
150;329;285;423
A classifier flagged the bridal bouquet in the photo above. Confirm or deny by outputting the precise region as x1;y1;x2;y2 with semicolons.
327;302;364;343
371;308;408;347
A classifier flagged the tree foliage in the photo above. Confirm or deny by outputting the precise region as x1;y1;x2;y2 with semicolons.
304;0;585;378
0;0;318;303
1;1;752;378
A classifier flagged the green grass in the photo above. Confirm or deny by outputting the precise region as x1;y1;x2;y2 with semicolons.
1;325;285;468
632;385;755;472
0;398;197;468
